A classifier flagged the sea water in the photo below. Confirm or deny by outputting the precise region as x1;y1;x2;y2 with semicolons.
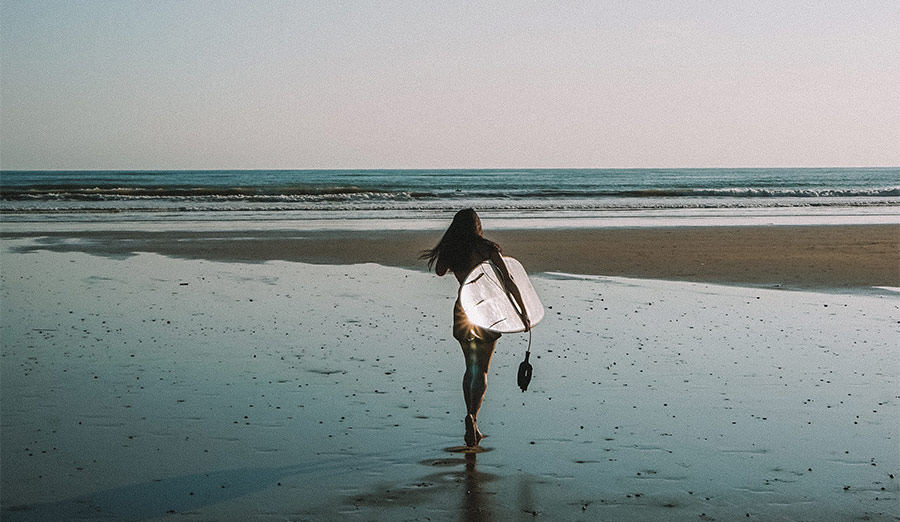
1;168;897;229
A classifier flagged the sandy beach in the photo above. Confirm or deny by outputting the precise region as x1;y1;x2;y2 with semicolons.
1;224;898;521
4;224;898;289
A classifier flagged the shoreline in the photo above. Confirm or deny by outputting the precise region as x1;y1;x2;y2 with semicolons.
4;224;898;289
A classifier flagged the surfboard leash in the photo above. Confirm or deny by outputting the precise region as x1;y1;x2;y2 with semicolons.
517;328;533;392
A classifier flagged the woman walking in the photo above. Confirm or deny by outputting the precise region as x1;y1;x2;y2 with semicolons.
421;209;529;447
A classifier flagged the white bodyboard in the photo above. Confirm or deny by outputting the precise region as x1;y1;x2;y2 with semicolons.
459;256;544;333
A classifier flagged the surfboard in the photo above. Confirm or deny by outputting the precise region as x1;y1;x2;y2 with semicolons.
459;256;544;333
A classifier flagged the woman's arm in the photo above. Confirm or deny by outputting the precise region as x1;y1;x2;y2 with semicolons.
435;257;449;276
489;249;530;331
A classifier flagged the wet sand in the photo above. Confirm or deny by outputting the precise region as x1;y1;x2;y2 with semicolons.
5;224;899;289
1;228;898;521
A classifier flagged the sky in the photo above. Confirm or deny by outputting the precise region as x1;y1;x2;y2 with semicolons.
1;1;898;170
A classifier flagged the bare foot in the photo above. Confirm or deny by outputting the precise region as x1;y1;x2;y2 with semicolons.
464;415;478;447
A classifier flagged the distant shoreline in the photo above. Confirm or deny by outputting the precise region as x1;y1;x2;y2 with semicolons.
5;224;897;290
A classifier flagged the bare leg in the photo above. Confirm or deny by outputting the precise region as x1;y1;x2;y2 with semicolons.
463;357;489;415
461;337;496;446
453;300;498;447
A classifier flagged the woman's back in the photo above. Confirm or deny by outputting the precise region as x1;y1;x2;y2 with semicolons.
448;242;499;283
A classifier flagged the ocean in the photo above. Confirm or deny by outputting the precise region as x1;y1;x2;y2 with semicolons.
1;168;898;228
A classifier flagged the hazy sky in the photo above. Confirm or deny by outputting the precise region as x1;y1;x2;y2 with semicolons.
1;1;897;169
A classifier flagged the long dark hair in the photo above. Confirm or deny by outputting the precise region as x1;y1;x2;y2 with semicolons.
420;208;497;274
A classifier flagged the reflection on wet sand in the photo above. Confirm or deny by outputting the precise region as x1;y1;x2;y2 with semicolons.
6;247;893;521
462;453;492;522
343;449;507;520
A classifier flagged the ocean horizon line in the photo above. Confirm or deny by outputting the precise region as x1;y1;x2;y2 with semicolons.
3;166;900;173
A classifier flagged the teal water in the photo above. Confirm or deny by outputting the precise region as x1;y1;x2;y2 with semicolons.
1;168;897;224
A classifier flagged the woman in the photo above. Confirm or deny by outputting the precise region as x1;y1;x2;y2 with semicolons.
420;209;529;447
